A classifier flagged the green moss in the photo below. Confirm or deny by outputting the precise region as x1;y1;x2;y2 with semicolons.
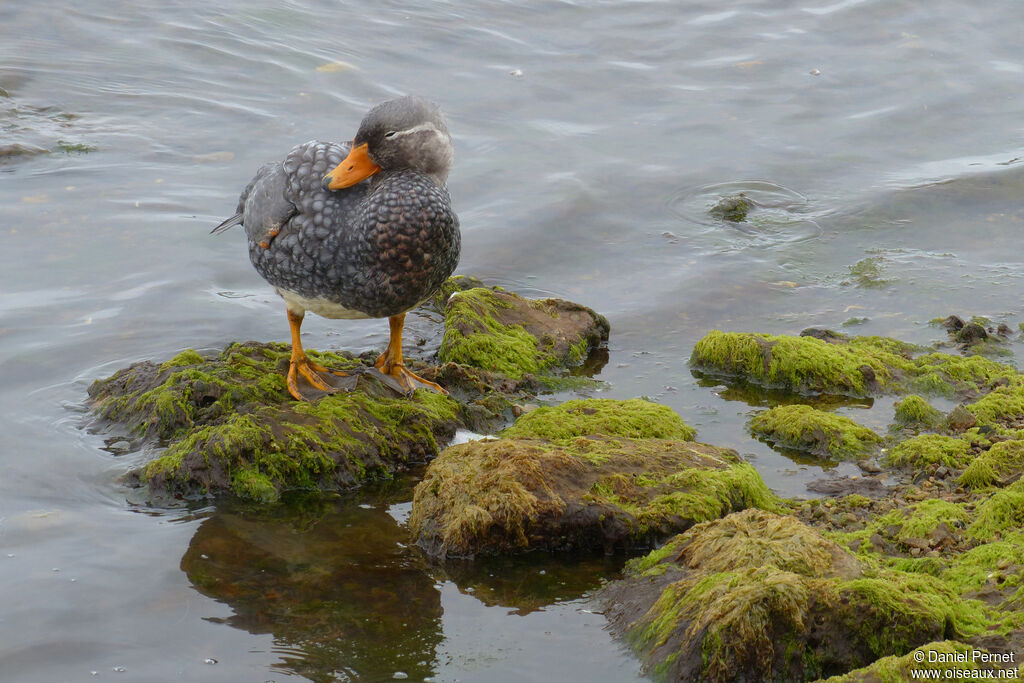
439;288;546;378
966;382;1024;426
231;469;279;503
54;139;97;154
844;256;893;289
690;330;913;397
892;394;944;430
691;330;1017;399
502;398;696;444
638;566;816;680
631;510;857;580
843;494;871;509
884;434;973;470
623;462;777;533
898;499;969;540
960;440;1024;488
93;342;462;502
615;511;995;682
968;479;1024;541
839;572;990;656
830;501;967;557
819;641;994;682
941;531;1024;596
159;349;206;371
410;437;775;558
749;404;882;460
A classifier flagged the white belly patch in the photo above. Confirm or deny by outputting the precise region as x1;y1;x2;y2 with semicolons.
277;289;374;320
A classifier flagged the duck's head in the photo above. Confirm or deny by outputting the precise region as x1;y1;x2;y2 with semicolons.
323;96;453;191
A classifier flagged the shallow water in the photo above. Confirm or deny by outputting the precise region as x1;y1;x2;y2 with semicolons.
3;1;1024;680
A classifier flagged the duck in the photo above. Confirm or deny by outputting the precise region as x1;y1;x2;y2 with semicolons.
212;96;460;401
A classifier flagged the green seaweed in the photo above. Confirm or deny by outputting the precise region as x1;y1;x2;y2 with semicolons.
748;404;882;459
968;479;1024;541
892;395;944;430
884;434;973;470
501;398;696;444
691;330;1016;399
959;440;1024;488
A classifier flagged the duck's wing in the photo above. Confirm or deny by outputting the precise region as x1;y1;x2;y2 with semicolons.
211;162;296;250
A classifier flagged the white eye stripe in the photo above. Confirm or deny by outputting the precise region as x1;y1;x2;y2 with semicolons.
387;121;444;139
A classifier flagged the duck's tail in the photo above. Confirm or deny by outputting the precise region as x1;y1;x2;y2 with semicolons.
210;213;242;235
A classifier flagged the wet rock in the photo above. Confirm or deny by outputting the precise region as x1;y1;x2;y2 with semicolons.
844;256;893;289
90;342;462;503
438;287;609;380
956;322;989;345
799;327;848;344
857;459;882;473
748;404;882;460
960;440;1024;488
892;394;944;430
600;510;989;682
806;476;893;498
409;399;773;559
941;315;966;333
88;279;611;503
822;641;1007;681
885;434;973;470
690;330;1017;399
708;193;751;222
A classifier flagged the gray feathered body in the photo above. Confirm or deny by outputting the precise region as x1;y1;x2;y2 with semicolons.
230;140;460;319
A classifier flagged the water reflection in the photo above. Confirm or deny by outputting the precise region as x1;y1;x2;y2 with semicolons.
438;553;624;617
180;480;624;681
181;489;442;682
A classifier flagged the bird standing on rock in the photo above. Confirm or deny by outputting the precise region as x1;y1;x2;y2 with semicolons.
212;96;461;401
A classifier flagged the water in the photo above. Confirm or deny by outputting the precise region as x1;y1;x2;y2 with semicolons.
3;1;1024;680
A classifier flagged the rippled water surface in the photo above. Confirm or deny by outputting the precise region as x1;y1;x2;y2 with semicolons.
4;1;1024;680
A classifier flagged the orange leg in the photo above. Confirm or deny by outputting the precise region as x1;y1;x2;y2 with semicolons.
285;309;352;401
374;313;447;396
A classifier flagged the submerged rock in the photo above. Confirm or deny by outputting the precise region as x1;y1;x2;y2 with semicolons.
601;509;994;682
708;193;751;222
87;279;610;503
409;399;774;559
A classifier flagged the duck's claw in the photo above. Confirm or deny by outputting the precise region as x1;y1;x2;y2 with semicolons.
286;357;358;401
372;361;447;397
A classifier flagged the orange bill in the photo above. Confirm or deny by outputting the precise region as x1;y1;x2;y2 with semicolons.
323;143;382;190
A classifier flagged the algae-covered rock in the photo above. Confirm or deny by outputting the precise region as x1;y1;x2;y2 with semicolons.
502;398;696;443
89;343;461;502
88;280;614;503
819;641;1005;682
967;478;1024;541
884;433;973;470
960;440;1024;489
893;394;945;431
748;404;882;460
409;400;773;558
601;510;994;682
690;330;1016;398
438;287;609;380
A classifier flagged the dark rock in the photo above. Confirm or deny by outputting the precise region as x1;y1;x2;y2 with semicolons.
956;322;988;345
800;328;849;344
942;315;966;332
947;404;978;432
708;193;751;222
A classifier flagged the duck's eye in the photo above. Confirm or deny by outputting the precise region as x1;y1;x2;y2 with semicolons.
384;131;397;139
